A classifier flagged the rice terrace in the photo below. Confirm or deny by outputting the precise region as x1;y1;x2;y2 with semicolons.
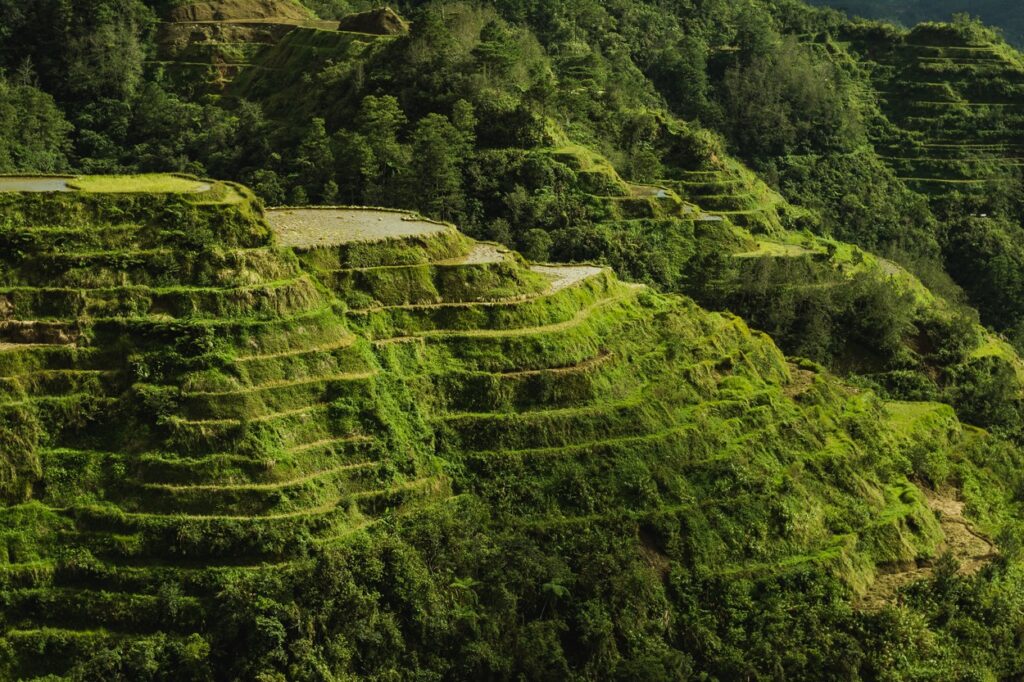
2;0;1024;679
266;207;449;247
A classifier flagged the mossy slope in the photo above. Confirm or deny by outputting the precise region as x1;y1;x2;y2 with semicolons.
0;177;978;678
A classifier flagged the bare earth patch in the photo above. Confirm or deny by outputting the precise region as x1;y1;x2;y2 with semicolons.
878;258;903;277
267;208;448;248
859;486;997;609
783;362;818;398
530;264;605;292
168;0;310;23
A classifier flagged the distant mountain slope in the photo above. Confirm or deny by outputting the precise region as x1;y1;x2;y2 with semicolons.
809;0;1023;46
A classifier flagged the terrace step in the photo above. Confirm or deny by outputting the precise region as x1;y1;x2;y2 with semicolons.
437;398;670;452
121;462;389;516
373;284;642;345
126;436;380;485
173;370;378;420
5;626;199;679
429;351;619;412
0;274;325;320
57;476;445;535
4;587;206;634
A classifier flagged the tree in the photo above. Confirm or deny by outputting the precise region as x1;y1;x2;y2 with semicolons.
0;73;73;172
406;113;468;221
292;118;335;202
718;37;863;161
245;169;287;206
67;18;147;100
520;228;553;261
355;95;409;205
473;19;518;80
649;35;712;121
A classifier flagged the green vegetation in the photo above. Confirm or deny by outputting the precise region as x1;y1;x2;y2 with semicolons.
3;0;1024;677
808;1;1024;47
0;178;1018;680
65;174;213;194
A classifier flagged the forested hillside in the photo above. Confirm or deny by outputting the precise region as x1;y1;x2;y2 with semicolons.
808;0;1024;47
1;0;1024;678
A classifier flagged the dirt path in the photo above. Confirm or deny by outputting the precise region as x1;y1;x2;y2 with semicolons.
923;489;997;574
878;258;903;277
859;487;996;609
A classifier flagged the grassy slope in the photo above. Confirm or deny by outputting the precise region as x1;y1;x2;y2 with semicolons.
0;178;1008;678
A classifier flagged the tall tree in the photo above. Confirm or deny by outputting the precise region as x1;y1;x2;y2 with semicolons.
355;95;409;205
0;72;72;172
293;118;335;202
406;113;469;221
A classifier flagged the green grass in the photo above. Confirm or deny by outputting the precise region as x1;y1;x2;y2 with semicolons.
733;240;821;258
66;174;213;194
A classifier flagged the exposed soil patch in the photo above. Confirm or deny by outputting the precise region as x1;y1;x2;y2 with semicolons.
639;526;672;581
0;321;79;345
923;488;997;575
530;265;605;292
783;363;818;398
859;486;997;609
878;258;903;277
437;243;509;265
159;21;294;56
267;208;448;248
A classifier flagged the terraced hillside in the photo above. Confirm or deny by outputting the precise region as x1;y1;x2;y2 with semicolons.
718;229;1024;390
154;0;342;92
226;25;396;116
845;23;1024;198
658;158;790;233
0;175;993;677
808;0;1024;48
0;177;450;675
540;144;789;238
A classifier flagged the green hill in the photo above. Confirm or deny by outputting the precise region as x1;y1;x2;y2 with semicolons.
0;175;1016;678
5;0;1024;677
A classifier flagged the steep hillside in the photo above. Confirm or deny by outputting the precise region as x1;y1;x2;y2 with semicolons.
152;0;338;92
5;2;1024;675
0;176;1012;678
809;0;1024;47
845;22;1024;195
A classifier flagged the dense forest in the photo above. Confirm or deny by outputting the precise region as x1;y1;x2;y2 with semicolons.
2;0;1024;679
